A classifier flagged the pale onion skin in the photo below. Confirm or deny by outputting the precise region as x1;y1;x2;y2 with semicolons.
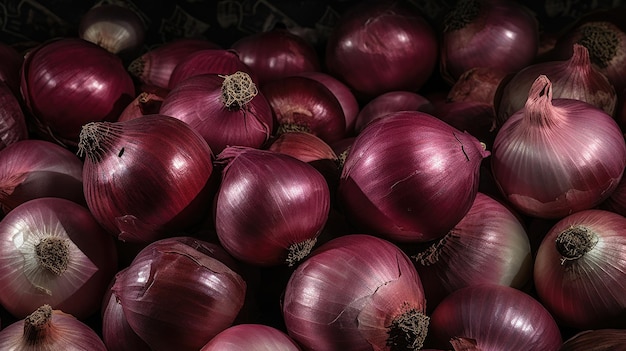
0;305;107;351
491;75;626;219
200;324;301;351
283;234;429;350
534;209;626;329
429;284;562;350
78;4;145;55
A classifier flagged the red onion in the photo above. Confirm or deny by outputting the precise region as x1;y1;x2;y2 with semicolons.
0;197;117;319
560;329;626;351
354;91;433;134
128;38;221;90
0;81;27;150
411;192;532;310
214;146;330;266
283;234;429;350
339;111;490;243
491;75;626;218
159;71;273;154
168;49;255;89
261;75;346;144
77;114;215;243
78;4;145;55
267;131;338;165
0;139;84;214
428;284;562;350
325;1;438;100
497;43;617;126
230;28;320;84
534;209;626;329
0;42;23;96
0;305;107;350
20;38;135;146
111;236;246;351
446;66;508;106
117;91;165;121
430;101;497;149
200;324;301;351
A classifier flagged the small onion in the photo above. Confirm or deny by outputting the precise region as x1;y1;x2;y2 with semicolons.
446;66;508;106
560;329;626;351
0;305;107;351
168;49;255;89
428;284;562;350
0;81;27;150
214;146;330;266
77;114;215;243
339;111;489;243
159;71;273;154
117;91;165;121
534;209;626;329
78;4;145;55
491;75;626;218
283;234;429;350
0;139;84;214
200;324;301;351
0;197;117;319
354;91;433;134
111;236;246;351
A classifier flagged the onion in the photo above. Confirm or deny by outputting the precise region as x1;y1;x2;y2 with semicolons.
77;114;215;243
117;91;165;121
214;146;330;266
325;1;438;100
560;329;626;351
428;284;562;350
168;49;255;89
0;305;107;350
128;38;221;90
266;131;338;165
491;75;626;219
534;209;626;329
111;236;246;351
200;324;301;351
20;38;135;147
0;197;117;319
430;100;497;149
440;0;539;84
283;234;429;350
0;42;23;96
0;139;84;214
230;28;320;84
354;91;433;134
497;43;617;126
339;111;489;243
0;81;27;150
411;192;532;310
78;4;145;55
159;71;273;154
446;66;508;106
262;75;346;144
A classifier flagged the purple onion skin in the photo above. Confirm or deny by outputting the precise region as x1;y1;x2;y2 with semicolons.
200;324;302;351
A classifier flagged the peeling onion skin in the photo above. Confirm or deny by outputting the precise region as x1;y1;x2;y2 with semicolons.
428;284;562;351
534;209;626;330
283;234;429;351
200;324;302;351
0;81;27;151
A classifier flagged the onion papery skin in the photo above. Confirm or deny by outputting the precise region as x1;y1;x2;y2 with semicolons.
20;38;135;147
339;111;490;243
78;114;215;243
325;1;438;100
168;49;255;89
412;192;532;311
128;38;221;90
0;139;84;214
159;72;273;154
111;236;246;351
560;329;626;351
283;234;429;351
0;305;107;351
447;66;508;106
497;43;617;126
0;81;28;150
354;91;433;134
78;4;145;55
534;209;626;329
0;197;117;319
230;28;320;85
200;324;301;351
440;0;539;84
261;75;346;144
428;284;562;351
214;146;330;266
491;75;626;219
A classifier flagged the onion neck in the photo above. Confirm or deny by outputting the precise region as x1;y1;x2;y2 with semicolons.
36;237;70;275
127;57;145;79
577;22;620;68
286;237;317;267
386;303;430;350
444;0;480;32
23;305;54;345
523;75;563;127
567;44;593;75
77;121;122;162
220;71;257;110
555;225;598;264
